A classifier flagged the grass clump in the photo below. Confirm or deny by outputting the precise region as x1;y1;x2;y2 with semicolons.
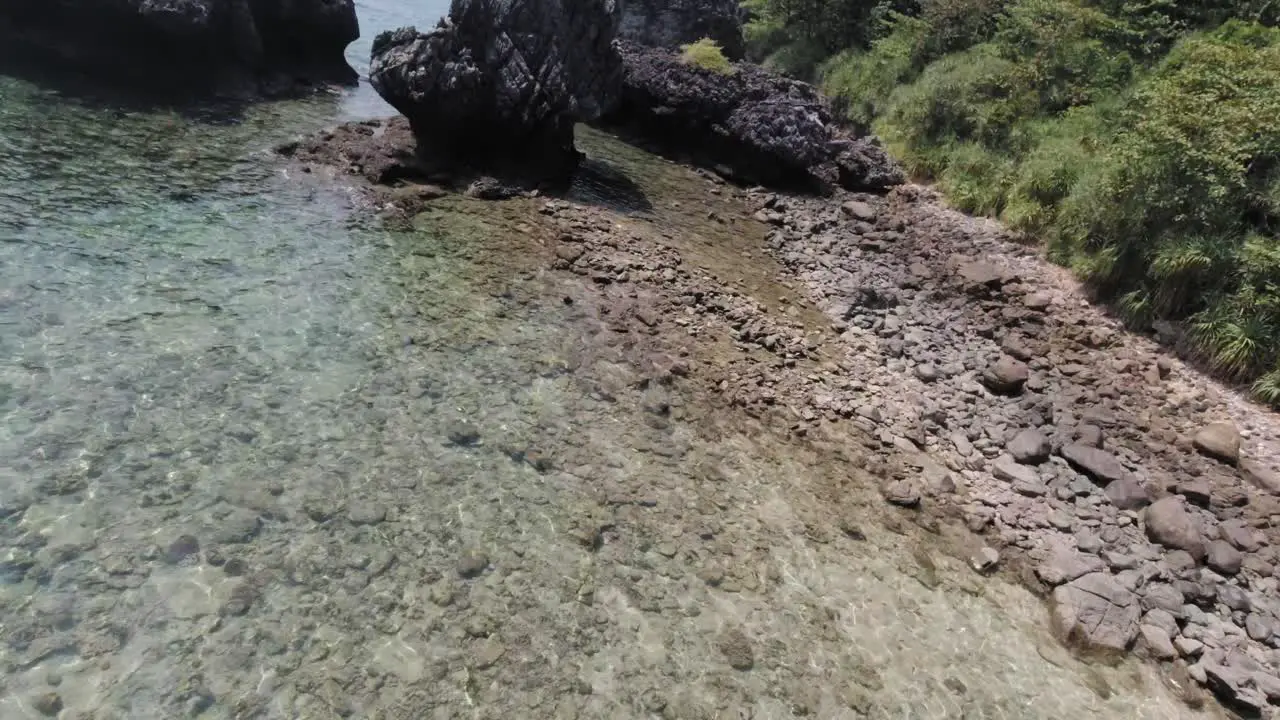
680;38;737;75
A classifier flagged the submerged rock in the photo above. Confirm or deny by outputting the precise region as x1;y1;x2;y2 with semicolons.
369;0;623;182
597;41;903;194
618;0;745;59
0;0;359;97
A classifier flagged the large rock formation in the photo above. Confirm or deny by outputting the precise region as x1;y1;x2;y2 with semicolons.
368;0;624;181
597;41;903;194
0;0;359;97
619;0;745;59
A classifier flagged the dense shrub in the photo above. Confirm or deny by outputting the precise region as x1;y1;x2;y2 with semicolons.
680;38;737;74
814;0;1280;404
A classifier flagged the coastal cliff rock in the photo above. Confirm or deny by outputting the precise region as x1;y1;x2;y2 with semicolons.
368;0;623;181
619;0;745;59
0;0;359;97
598;41;904;194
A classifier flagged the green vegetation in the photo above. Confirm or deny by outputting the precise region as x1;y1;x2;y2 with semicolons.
680;38;738;74
747;0;1280;405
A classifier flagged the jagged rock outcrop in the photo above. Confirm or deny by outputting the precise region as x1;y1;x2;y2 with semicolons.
597;41;904;194
619;0;745;59
368;0;623;181
0;0;359;97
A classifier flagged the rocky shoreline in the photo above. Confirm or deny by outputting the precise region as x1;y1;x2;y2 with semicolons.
283;119;1280;715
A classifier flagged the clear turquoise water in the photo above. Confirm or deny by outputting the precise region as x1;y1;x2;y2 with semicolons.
0;4;1220;718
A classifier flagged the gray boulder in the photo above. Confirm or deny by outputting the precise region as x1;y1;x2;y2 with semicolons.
369;0;623;179
1193;422;1241;465
0;0;359;96
1144;496;1206;560
619;0;745;59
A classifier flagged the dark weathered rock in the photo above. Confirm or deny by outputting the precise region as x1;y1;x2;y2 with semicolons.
1059;444;1131;485
598;41;903;194
618;0;745;59
0;0;359;97
1144;497;1206;560
1193;422;1241;465
370;0;623;181
1051;572;1140;652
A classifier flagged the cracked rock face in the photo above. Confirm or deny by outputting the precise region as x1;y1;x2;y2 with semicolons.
368;0;623;180
1051;572;1140;652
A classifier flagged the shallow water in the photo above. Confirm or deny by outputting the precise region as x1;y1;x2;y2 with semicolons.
0;3;1224;719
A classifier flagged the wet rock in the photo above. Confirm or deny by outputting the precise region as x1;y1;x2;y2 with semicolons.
981;356;1028;396
1037;547;1105;586
163;535;200;565
619;0;745;58
445;419;481;446
1193;422;1241;465
1007;429;1051;465
347;500;387;525
718;628;754;670
1144;497;1205;560
1139;625;1177;660
369;0;622;180
210;509;261;544
1206;541;1243;575
457;550;489;578
1051;572;1140;652
473;639;506;670
970;546;1000;573
30;692;62;716
222;582;258;616
1104;478;1151;510
881;478;921;508
1059;444;1131;485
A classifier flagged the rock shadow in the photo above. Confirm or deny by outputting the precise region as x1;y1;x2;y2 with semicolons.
567;156;655;215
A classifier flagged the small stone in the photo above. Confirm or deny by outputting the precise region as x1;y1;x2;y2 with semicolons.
992;455;1039;485
1175;637;1204;657
1007;429;1051;465
1144;497;1205;560
1193;422;1241;465
1102;550;1137;571
1104;478;1151;510
841;200;876;221
1218;519;1260;552
1059;444;1131;485
915;364;940;383
1175;478;1211;507
1246;614;1275;642
1075;531;1102;554
31;692;62;716
222;581;257;616
718;629;754;670
982;356;1029;395
1143;609;1179;637
1140;625;1177;659
347;501;387;525
1037;547;1105;586
457;550;489;578
1219;584;1252;612
1241;459;1280;494
445;419;481;446
1023;292;1052;311
881;478;920;508
970;547;1000;573
163;534;200;565
473;639;506;670
1205;540;1243;575
1141;584;1186;616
